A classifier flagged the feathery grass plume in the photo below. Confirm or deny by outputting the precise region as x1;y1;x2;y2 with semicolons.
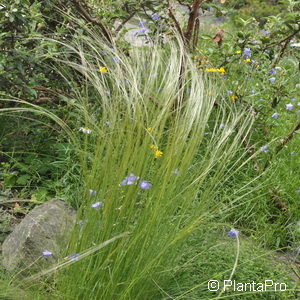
1;28;255;299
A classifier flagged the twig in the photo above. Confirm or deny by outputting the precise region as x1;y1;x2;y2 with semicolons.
32;87;73;105
116;11;137;33
33;87;72;97
192;17;200;51
263;27;300;50
240;134;261;172
70;0;112;44
177;0;192;12
168;7;185;43
269;188;288;211
262;120;300;171
34;97;53;104
271;37;293;68
275;121;300;154
184;0;204;48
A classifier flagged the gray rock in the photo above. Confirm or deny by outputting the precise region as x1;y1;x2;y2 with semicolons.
116;5;224;48
1;199;76;271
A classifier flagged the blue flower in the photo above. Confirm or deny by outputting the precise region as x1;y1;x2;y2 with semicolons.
43;250;53;258
69;253;80;261
173;168;179;175
272;112;279;118
121;173;140;185
228;228;239;238
227;90;233;96
243;48;251;58
261;29;270;35
138;20;146;27
268;77;276;83
140;180;152;189
89;189;97;196
151;13;161;21
286;103;294;111
250;89;255;94
91;202;104;209
269;69;277;75
290;97;296;102
219;124;225;129
139;27;147;34
105;121;111;126
112;56;121;63
261;146;269;153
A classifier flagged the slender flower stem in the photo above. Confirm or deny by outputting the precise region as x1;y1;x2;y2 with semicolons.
216;235;240;299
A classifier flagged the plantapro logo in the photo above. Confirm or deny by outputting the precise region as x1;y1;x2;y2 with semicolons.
208;280;287;292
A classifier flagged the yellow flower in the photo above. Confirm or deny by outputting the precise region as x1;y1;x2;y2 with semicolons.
99;66;108;73
230;95;238;101
205;68;217;73
147;127;153;133
193;55;199;60
235;50;241;54
154;150;163;158
218;67;226;75
200;56;207;65
150;144;158;150
205;67;225;75
244;58;251;63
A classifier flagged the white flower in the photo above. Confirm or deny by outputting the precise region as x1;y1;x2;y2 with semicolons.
79;127;92;134
91;202;104;209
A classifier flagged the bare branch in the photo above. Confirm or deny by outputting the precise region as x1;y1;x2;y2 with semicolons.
70;0;112;44
263;26;300;50
275;121;300;154
240;133;261;172
116;11;137;33
176;0;192;12
168;7;185;43
33;87;72;97
272;37;293;68
184;0;204;48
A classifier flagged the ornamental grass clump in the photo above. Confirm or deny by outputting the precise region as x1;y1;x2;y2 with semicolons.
1;31;254;299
